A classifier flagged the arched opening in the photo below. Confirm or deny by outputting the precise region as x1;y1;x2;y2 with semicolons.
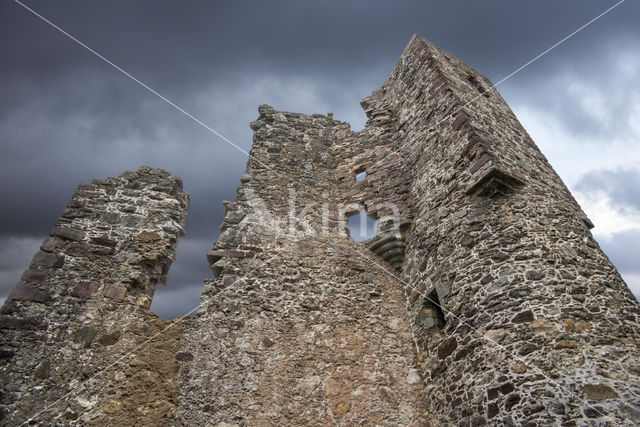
416;290;446;332
347;209;378;242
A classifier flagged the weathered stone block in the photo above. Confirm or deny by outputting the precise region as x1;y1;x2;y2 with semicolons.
138;231;162;241
71;281;100;298
0;316;45;330
460;234;474;247
31;251;65;268
504;394;521;411
466;167;524;197
41;237;58;252
64;243;92;257
9;282;50;303
525;270;544;281
50;226;85;241
73;325;97;347
512;310;534;323
206;250;246;265
583;384;619;400
91;236;118;247
34;360;51;379
21;269;48;283
98;332;120;346
0;350;15;360
103;283;126;301
176;352;194;362
90;245;115;255
437;337;458;359
101;212;121;224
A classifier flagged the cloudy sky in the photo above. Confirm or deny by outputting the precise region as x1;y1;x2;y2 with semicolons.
1;0;638;318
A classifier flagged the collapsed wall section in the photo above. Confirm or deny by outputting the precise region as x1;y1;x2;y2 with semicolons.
175;107;433;425
0;166;189;425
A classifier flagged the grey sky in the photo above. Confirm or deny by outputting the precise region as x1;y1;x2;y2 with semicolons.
1;0;638;318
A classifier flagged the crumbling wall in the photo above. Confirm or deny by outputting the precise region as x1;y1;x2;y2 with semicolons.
175;107;432;425
2;34;639;426
0;166;189;425
176;35;640;425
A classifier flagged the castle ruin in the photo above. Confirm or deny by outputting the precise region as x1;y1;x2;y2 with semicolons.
1;35;640;425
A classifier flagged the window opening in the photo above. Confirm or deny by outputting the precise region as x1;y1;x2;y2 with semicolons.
467;74;490;99
416;290;446;332
347;209;378;241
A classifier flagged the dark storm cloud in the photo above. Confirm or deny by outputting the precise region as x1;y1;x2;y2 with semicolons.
1;0;639;317
4;1;638;85
575;168;640;211
499;42;640;139
3;0;637;145
599;230;640;274
0;83;244;238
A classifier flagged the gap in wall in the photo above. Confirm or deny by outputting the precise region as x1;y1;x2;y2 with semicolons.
347;209;379;242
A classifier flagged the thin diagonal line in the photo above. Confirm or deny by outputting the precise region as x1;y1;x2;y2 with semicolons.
12;0;281;177
369;0;626;171
493;0;626;88
21;252;280;425
227;219;610;418
237;218;611;418
23;211;609;421
13;0;618;421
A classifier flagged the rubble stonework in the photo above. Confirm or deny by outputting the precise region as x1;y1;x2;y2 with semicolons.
2;35;640;425
364;36;640;425
175;106;433;425
0;167;189;425
175;35;640;425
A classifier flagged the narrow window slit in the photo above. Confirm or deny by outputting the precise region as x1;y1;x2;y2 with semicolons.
416;290;446;334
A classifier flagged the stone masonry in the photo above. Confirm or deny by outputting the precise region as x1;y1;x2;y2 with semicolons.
0;167;189;425
2;35;640;425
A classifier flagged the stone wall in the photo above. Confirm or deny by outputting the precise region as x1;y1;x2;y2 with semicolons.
175;35;640;425
175;107;433;425
0;166;189;424
363;36;640;425
1;35;639;426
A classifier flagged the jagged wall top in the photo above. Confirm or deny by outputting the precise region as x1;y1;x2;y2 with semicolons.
0;166;189;424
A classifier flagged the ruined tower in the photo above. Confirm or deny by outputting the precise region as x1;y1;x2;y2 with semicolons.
2;35;640;425
0;167;190;424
